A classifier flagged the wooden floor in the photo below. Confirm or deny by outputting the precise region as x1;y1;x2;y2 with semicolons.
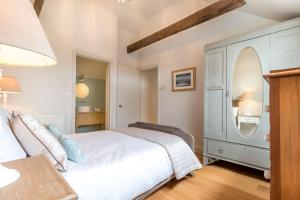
148;161;270;200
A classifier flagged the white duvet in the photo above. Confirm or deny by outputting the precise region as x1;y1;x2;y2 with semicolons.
62;131;174;200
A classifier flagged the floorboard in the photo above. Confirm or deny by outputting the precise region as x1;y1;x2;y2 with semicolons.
147;161;270;200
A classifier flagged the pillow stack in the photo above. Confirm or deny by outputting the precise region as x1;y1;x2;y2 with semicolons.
10;113;67;171
47;124;84;163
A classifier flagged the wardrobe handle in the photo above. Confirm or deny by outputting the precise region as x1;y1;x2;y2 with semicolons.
218;149;224;154
265;105;270;113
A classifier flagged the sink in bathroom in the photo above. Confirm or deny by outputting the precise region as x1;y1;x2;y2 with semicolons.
77;106;91;113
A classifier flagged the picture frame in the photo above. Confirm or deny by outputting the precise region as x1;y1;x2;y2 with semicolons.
172;67;196;92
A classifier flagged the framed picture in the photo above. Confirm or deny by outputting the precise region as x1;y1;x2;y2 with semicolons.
172;67;196;92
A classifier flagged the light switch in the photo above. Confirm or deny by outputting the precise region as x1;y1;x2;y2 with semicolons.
159;85;165;91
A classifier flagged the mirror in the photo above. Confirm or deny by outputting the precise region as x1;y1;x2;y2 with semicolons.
232;47;263;137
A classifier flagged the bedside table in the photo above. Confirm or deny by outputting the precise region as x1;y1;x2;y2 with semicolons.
0;155;77;200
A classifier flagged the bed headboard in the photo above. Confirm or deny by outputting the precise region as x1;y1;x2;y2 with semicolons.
128;122;195;152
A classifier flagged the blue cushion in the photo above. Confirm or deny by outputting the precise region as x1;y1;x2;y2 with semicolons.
59;136;84;163
47;124;63;139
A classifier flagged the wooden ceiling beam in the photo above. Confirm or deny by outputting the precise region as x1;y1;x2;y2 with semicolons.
127;0;246;53
33;0;45;16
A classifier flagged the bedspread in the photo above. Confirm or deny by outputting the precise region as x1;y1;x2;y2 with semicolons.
115;127;202;179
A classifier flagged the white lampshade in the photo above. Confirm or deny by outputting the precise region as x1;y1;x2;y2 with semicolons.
0;76;22;94
0;0;57;67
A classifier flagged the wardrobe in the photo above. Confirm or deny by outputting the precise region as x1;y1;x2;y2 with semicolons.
203;17;300;178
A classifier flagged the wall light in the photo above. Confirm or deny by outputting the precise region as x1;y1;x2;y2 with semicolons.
76;83;90;99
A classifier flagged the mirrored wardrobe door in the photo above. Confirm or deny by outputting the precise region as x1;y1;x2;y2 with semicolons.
227;36;270;148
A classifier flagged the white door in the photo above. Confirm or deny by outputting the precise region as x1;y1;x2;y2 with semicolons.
117;66;140;128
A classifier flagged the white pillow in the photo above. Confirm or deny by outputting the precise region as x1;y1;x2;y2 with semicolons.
0;107;27;162
10;113;67;171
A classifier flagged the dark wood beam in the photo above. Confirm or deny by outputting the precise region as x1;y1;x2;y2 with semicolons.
34;0;45;16
127;0;246;53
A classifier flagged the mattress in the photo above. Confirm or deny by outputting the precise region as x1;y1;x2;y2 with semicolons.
62;130;173;200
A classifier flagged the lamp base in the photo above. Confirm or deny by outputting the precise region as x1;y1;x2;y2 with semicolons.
2;93;8;108
0;164;20;188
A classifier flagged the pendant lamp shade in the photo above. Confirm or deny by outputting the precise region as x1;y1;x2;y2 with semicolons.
0;0;57;67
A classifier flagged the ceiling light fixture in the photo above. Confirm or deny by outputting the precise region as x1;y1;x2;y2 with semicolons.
118;0;131;3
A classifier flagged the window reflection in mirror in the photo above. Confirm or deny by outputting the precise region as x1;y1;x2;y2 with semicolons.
232;47;263;137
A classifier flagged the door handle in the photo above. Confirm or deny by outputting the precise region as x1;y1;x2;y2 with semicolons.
118;105;123;108
218;149;224;154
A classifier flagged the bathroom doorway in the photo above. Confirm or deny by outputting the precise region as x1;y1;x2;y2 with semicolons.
74;55;109;133
139;68;158;124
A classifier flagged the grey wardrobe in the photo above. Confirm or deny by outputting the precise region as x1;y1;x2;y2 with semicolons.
203;17;300;178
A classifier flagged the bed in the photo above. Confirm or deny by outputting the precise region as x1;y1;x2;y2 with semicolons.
63;123;201;200
0;108;201;200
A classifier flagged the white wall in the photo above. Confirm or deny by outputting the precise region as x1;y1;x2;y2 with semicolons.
136;0;276;153
2;0;276;151
76;56;108;80
118;28;139;68
2;0;118;134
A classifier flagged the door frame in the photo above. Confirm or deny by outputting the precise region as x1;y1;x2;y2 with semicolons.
71;51;111;133
139;66;160;124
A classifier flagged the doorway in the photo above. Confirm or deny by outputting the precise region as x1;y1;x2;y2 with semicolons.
139;68;158;124
74;55;109;133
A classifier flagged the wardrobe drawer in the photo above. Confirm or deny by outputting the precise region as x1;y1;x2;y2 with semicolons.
207;140;270;169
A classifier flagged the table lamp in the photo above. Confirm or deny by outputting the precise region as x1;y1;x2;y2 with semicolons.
0;0;57;188
238;91;260;116
0;76;22;107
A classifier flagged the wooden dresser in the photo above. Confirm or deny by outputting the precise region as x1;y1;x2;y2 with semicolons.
264;67;300;200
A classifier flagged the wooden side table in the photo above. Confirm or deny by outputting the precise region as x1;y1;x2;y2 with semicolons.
0;155;77;200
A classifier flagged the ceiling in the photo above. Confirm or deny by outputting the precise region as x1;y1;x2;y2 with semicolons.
201;0;300;22
113;0;300;33
241;0;300;22
33;0;300;34
100;0;179;33
113;0;300;34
